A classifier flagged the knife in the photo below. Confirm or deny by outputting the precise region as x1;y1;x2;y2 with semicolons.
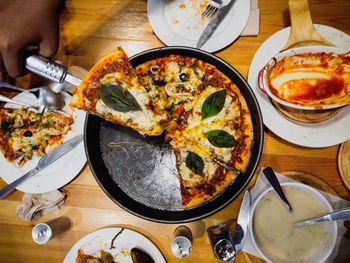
26;55;82;87
0;135;83;199
294;207;350;227
196;0;236;49
233;190;251;253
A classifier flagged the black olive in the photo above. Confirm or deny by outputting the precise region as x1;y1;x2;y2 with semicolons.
179;73;189;82
1;121;10;130
23;130;32;137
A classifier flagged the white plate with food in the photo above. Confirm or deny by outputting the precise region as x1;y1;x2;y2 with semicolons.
0;92;87;193
147;0;250;53
63;227;166;263
248;24;350;148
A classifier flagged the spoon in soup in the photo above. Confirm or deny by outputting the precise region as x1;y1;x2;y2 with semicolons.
262;166;294;213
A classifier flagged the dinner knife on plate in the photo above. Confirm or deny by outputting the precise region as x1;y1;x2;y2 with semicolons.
0;135;83;199
294;207;350;227
26;55;82;87
197;0;236;49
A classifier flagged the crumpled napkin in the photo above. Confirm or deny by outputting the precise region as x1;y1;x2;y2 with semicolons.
16;190;66;222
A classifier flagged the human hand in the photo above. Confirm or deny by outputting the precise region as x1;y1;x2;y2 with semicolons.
0;0;65;79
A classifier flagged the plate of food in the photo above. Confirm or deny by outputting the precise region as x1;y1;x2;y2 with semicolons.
248;24;350;148
72;46;263;222
0;92;87;193
147;0;250;52
63;227;166;263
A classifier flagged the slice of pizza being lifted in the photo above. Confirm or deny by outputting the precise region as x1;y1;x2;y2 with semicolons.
70;47;166;136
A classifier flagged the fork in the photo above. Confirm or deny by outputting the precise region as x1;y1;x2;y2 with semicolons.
202;0;223;18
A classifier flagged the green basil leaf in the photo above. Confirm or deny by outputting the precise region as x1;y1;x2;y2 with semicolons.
99;83;142;112
201;89;226;120
205;130;236;148
186;151;204;175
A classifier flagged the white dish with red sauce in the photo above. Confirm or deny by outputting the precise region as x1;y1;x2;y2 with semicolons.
258;46;350;110
248;24;350;148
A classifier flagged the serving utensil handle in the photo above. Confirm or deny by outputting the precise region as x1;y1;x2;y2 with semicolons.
328;208;350;221
26;55;67;83
263;166;294;213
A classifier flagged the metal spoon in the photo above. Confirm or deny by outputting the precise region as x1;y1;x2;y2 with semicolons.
0;81;65;110
262;166;294;213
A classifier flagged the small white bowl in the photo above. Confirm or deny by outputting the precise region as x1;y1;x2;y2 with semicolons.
249;182;337;263
258;46;349;110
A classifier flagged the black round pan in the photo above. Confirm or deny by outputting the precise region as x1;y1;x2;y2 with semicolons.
84;46;264;223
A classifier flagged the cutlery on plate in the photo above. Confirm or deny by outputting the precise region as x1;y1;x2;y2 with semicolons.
0;135;83;199
202;0;223;18
262;166;294;213
0;81;65;110
294;207;350;227
26;55;82;87
214;190;251;262
197;0;235;49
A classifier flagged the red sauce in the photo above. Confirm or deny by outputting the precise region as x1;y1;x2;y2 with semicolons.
288;77;344;101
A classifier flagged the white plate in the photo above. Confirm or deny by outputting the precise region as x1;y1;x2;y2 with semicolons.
247;24;350;148
63;227;166;263
0;92;87;193
147;0;250;53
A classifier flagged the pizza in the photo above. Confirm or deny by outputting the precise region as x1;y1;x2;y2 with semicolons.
76;249;115;263
70;47;166;136
71;47;253;208
0;108;73;166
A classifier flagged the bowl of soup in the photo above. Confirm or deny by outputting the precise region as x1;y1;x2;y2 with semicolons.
249;182;337;263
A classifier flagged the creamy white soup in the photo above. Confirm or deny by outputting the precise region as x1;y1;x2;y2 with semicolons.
253;187;328;263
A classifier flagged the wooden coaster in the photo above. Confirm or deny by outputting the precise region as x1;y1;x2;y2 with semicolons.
338;140;350;192
281;171;337;195
272;100;342;124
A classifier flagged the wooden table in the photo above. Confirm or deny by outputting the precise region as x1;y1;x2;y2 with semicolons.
1;0;350;262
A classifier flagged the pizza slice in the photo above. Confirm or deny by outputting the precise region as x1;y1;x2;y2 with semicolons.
170;85;253;208
0;108;73;166
70;47;166;136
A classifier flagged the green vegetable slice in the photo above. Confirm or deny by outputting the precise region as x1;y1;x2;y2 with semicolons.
205;130;236;148
99;83;141;112
201;89;226;120
186;151;204;175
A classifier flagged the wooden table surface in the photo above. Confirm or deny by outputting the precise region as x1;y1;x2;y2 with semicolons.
1;0;350;262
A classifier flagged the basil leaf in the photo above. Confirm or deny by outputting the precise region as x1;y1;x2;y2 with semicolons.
186;151;204;175
99;83;141;112
201;89;226;120
205;130;236;148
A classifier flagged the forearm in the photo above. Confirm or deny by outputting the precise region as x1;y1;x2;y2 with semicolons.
0;0;65;77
